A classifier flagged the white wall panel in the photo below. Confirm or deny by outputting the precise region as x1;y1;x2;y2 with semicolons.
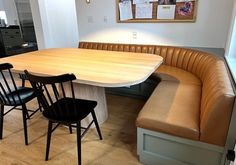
76;0;234;48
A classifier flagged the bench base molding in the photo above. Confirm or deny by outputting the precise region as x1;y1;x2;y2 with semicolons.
137;128;228;165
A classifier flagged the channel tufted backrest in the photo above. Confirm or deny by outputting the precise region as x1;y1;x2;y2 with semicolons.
154;47;235;145
153;46;219;76
199;61;235;145
79;41;235;146
79;42;155;54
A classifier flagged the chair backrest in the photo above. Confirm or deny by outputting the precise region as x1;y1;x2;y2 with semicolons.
24;70;77;118
0;63;23;105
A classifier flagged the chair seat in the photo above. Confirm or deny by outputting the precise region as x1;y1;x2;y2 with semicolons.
43;98;97;123
3;87;36;106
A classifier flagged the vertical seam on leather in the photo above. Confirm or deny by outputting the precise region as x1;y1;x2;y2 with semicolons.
180;49;187;69
170;47;174;66
189;52;198;74
185;51;193;71
175;48;181;68
162;47;167;64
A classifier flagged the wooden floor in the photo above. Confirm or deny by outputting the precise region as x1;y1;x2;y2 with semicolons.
0;94;145;165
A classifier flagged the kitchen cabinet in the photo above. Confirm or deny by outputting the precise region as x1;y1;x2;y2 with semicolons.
0;26;24;57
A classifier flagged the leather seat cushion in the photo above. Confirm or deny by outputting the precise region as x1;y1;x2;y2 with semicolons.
151;65;202;86
136;81;201;140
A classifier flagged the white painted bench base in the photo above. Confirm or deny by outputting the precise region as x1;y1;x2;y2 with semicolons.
137;128;229;165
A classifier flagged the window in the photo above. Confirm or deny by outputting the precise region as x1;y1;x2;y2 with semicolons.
0;11;8;25
228;17;236;57
225;3;236;82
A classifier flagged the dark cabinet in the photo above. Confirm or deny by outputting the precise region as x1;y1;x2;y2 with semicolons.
0;26;38;58
106;78;159;99
0;26;24;57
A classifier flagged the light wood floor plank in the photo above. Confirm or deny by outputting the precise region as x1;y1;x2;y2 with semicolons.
0;94;144;165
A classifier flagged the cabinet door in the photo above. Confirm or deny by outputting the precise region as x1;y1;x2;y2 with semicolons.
3;35;23;47
0;28;23;47
0;29;21;36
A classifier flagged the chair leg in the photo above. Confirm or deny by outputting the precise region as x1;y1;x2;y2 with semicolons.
22;78;25;87
45;121;53;161
91;110;103;140
76;122;81;165
69;124;73;134
20;79;31;119
0;105;4;139
37;97;42;112
23;104;30;120
22;104;28;145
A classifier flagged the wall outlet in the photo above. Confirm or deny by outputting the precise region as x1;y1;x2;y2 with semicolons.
104;16;108;23
132;32;137;39
87;16;93;23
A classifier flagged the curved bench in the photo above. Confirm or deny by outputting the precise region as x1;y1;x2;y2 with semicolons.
79;42;235;165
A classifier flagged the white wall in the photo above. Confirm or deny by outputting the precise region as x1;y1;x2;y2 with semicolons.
31;0;79;49
0;0;4;10
77;0;234;48
29;0;46;49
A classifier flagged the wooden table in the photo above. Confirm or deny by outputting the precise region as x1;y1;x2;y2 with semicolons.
0;48;163;126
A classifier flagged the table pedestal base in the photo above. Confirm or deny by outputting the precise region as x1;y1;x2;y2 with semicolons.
65;83;108;127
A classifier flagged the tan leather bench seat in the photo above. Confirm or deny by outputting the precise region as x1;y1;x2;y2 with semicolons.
136;80;201;140
79;42;236;164
79;41;235;146
137;65;202;140
153;65;202;85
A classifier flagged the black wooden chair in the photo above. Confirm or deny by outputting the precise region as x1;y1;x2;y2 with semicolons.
19;73;42;119
24;70;103;165
0;63;40;145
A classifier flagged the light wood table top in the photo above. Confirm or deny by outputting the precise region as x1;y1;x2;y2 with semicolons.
0;48;163;87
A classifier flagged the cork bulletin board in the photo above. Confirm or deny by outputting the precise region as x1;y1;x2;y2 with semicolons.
116;0;198;23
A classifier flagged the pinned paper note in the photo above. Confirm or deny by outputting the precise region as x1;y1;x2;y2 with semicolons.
135;3;153;19
157;5;176;19
117;0;197;22
133;0;149;4
175;0;195;19
158;0;176;5
176;0;194;2
133;0;158;4
119;0;133;21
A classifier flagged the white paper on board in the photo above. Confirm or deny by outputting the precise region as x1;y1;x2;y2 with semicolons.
119;1;133;21
133;0;150;4
157;5;176;19
176;0;195;2
135;3;153;19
